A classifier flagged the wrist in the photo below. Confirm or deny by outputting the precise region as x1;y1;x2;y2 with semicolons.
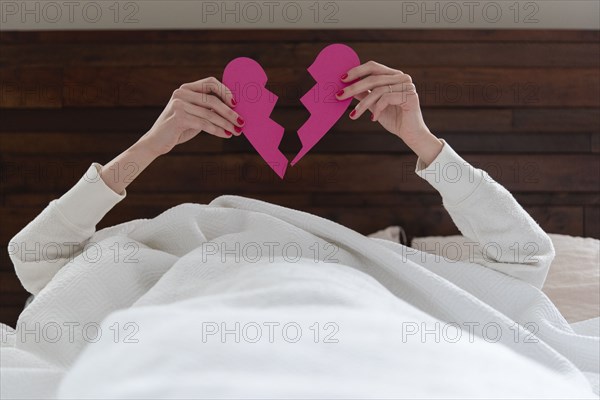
400;129;443;167
398;128;432;148
100;140;158;195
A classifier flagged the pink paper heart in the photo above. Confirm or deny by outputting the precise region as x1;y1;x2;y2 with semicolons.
223;57;288;179
222;44;360;178
291;44;361;166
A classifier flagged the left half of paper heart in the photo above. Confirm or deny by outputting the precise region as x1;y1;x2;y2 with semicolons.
222;57;288;179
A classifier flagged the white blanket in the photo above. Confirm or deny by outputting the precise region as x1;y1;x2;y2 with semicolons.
2;141;598;399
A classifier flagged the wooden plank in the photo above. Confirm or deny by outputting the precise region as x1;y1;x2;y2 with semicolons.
2;42;597;68
414;68;600;108
0;108;161;133
0;272;27;320
61;66;222;107
0;306;24;328
51;67;599;108
513;193;600;207
0;293;29;308
0;272;30;312
2;30;598;44
0;131;594;155
2;108;596;135
591;133;600;153
0;107;517;134
0;67;63;108
584;206;600;238
0;272;20;294
406;132;594;154
513;109;600;133
1;154;598;193
0;131;224;155
348;42;600;68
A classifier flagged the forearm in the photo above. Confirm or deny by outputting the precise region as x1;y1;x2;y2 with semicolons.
10;162;127;295
100;139;159;195
99;76;243;196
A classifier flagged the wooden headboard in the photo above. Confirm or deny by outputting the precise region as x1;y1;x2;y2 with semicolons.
1;29;599;325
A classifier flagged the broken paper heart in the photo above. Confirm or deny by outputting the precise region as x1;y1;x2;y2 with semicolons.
222;43;360;179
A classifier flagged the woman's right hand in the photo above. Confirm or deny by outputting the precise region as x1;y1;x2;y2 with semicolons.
138;77;245;157
100;77;246;195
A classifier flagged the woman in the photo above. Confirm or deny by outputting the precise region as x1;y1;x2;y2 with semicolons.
2;61;598;399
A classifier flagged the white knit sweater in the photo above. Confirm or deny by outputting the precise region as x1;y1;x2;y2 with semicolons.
2;140;598;399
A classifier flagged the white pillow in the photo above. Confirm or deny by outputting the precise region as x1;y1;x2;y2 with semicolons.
367;226;406;244
409;233;600;323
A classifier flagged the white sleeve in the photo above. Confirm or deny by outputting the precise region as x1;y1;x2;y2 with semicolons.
8;163;126;295
415;139;555;289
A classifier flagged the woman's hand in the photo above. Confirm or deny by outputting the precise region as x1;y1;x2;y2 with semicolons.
138;77;245;157
100;77;244;195
336;61;443;166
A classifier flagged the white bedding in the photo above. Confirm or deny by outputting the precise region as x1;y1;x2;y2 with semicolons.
2;141;598;399
411;234;600;323
0;196;596;399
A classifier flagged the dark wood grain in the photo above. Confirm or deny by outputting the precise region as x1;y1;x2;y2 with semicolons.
3;108;599;134
585;207;600;238
0;67;63;108
2;154;599;193
1;131;595;155
3;66;595;108
2;42;598;68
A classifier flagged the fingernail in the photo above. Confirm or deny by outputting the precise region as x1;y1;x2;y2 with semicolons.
370;113;375;121
234;126;242;133
225;130;233;136
349;109;357;118
336;89;344;97
340;73;348;81
231;98;237;106
237;116;245;125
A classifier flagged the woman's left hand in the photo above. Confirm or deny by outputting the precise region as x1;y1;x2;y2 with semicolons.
336;60;443;166
336;61;430;146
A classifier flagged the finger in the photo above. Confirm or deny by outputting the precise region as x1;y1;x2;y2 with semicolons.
353;92;368;101
391;82;417;98
183;102;240;136
180;77;237;108
341;60;400;83
371;91;417;121
338;74;409;101
371;93;394;122
183;113;231;139
176;89;244;128
350;87;387;120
